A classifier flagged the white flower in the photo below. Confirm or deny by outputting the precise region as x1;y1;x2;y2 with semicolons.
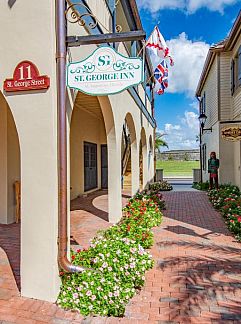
100;278;105;283
89;305;93;310
90;281;94;286
120;267;124;272
67;287;72;291
124;264;129;269
103;296;107;300
108;292;113;297
108;266;112;271
106;253;110;257
91;295;96;301
114;290;119;297
113;258;118;263
109;300;114;304
86;290;92;296
142;260;146;265
73;293;78;299
142;276;145;280
102;262;108;268
116;249;121;255
63;291;66;296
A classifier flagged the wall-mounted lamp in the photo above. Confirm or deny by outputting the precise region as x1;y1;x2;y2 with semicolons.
198;113;212;133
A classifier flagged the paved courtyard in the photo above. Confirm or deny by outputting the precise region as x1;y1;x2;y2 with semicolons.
1;190;241;323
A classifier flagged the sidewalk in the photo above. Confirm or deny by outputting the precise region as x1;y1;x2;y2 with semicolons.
1;191;241;323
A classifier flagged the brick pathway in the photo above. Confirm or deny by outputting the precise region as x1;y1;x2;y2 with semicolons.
1;191;241;323
125;192;241;323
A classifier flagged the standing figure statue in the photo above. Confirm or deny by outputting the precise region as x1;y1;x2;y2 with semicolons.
208;151;219;190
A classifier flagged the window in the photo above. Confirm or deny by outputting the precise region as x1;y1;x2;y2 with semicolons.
200;92;206;114
231;45;241;95
239;46;241;86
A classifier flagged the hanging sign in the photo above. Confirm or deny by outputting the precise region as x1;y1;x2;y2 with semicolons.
3;61;50;92
67;46;144;96
221;126;241;141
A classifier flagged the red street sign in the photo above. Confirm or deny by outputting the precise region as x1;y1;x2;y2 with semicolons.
3;61;50;92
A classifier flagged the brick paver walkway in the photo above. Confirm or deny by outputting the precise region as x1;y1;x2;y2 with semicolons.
1;191;241;323
125;192;241;323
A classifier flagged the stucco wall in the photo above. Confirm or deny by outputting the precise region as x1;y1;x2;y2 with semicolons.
0;1;59;302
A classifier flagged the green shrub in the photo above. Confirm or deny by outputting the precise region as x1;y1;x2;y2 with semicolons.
149;181;173;192
192;181;209;191
57;193;163;317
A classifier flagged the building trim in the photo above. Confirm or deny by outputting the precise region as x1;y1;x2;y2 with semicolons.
196;11;241;96
217;53;221;121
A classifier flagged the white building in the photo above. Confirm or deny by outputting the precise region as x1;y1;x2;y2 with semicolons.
0;0;156;302
196;11;241;186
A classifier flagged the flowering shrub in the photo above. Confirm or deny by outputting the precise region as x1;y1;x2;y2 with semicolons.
192;181;209;191
208;184;241;240
57;193;163;316
149;181;173;192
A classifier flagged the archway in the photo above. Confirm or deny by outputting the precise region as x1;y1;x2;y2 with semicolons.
69;92;120;226
0;91;21;290
121;113;138;196
139;127;147;190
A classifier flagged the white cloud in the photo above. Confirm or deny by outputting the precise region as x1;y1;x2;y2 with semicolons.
149;33;209;97
137;0;240;14
159;110;199;150
166;32;209;97
189;101;199;111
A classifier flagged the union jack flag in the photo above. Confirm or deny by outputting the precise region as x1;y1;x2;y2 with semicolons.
154;60;168;95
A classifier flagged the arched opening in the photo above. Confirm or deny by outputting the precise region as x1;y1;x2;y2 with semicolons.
0;92;21;291
121;113;137;196
69;92;118;231
139;127;147;190
148;135;153;169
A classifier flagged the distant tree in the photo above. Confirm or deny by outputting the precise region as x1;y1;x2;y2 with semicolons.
184;152;190;161
155;132;168;153
168;154;173;161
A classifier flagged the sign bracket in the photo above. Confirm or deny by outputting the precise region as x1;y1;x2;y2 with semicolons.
66;30;146;47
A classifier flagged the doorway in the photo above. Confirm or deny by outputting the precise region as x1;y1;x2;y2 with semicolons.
84;142;97;192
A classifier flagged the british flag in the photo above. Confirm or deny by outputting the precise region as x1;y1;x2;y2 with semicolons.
154;60;168;95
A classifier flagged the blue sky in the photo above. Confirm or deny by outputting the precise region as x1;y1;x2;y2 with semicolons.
137;0;241;150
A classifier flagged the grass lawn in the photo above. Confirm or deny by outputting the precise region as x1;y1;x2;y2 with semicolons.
156;160;200;177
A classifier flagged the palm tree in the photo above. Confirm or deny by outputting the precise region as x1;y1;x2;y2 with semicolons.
155;132;168;153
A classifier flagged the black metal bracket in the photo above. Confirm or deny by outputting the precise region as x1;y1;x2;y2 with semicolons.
66;30;146;47
202;127;212;134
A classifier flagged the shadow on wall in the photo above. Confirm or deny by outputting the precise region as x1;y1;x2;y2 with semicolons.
8;0;16;8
